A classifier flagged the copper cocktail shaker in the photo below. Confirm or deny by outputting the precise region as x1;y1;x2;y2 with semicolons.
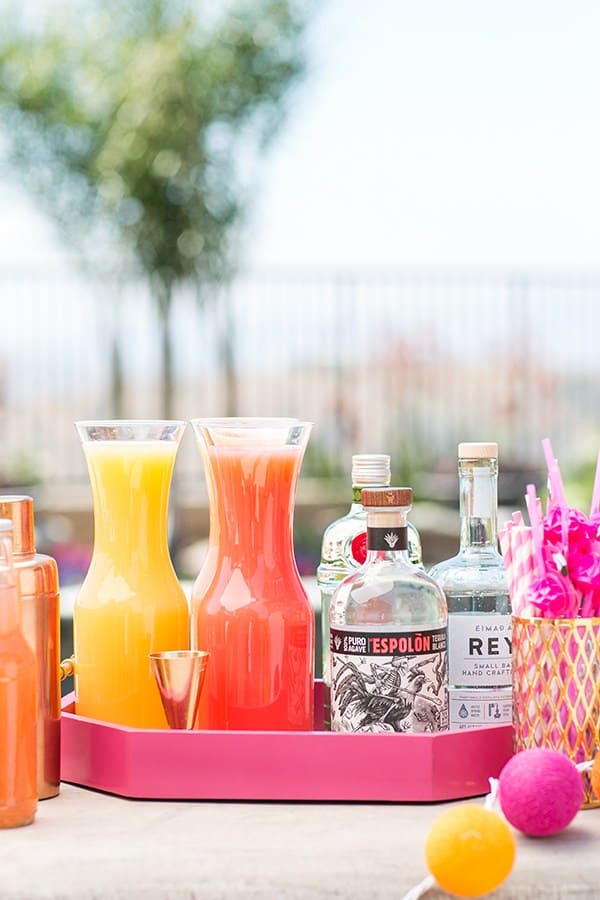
0;496;60;799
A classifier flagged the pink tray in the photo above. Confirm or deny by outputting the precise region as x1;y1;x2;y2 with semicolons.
60;682;513;802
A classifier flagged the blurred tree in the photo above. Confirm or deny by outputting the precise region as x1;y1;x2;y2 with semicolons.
0;0;308;417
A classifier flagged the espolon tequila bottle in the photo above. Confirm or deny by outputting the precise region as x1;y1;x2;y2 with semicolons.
329;488;448;734
317;455;422;728
428;443;511;730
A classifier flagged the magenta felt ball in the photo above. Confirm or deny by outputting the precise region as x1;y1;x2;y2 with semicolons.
498;749;583;837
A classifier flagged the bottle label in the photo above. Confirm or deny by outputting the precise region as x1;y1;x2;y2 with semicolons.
472;467;493;518
350;531;367;564
366;526;408;552
329;627;448;733
449;687;512;730
448;614;512;688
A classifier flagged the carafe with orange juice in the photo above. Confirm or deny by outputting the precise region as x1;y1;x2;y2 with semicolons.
73;421;189;728
0;519;37;828
190;418;314;731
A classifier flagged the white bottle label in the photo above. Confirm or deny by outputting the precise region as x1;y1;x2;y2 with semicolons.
449;687;512;729
329;627;448;733
472;467;492;518
448;614;512;688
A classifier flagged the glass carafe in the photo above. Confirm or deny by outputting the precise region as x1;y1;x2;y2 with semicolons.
74;420;189;728
190;418;314;731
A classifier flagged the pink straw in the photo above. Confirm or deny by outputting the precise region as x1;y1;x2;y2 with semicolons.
525;483;545;576
541;437;567;508
590;447;600;517
511;511;524;526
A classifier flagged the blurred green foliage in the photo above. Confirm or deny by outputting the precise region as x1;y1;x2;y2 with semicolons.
0;0;309;415
301;438;346;479
0;454;41;488
389;435;433;502
563;459;597;514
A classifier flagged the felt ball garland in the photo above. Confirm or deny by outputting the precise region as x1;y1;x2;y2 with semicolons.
425;804;515;898
401;747;590;900
497;748;583;837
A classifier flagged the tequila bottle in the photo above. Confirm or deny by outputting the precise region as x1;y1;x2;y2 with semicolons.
317;455;422;727
329;488;448;734
428;443;511;730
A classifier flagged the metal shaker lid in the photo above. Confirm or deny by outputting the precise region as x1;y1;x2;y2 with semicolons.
0;495;35;556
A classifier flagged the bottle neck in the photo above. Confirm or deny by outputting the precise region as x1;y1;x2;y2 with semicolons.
0;532;19;633
459;458;498;549
365;508;410;561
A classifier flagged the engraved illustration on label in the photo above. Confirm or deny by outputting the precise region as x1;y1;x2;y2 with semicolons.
330;628;448;733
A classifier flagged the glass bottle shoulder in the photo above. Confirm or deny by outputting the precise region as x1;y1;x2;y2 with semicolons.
319;504;365;557
330;557;446;630
428;547;508;595
317;504;369;585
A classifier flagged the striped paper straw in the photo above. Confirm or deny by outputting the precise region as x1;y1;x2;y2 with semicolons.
511;525;536;616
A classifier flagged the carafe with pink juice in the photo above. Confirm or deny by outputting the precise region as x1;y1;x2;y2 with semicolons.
190;418;314;731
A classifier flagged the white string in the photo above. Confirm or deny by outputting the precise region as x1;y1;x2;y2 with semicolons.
400;874;436;900
484;776;499;810
576;760;594;772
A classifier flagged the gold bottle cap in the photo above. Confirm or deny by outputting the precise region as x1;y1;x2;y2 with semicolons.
361;487;413;508
0;495;35;556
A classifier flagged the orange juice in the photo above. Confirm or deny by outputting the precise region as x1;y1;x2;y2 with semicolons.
191;430;314;731
0;524;37;829
74;432;189;728
0;626;37;827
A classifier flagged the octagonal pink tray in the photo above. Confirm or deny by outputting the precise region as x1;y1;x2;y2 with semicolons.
60;682;513;802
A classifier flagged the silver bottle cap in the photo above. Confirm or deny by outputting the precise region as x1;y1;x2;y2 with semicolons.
351;454;391;486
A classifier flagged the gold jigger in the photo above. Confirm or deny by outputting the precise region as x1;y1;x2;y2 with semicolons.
149;651;209;730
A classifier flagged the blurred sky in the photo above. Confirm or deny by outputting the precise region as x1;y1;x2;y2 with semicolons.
2;0;600;268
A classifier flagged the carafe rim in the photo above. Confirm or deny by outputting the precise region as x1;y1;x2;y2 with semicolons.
190;416;313;427
75;419;186;428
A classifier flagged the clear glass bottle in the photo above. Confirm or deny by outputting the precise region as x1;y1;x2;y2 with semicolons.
329;488;448;734
317;455;422;727
0;519;37;828
428;442;511;730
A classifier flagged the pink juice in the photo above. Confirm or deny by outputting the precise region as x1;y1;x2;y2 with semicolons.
191;444;314;731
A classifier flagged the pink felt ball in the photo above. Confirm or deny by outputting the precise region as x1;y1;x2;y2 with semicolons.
498;748;583;836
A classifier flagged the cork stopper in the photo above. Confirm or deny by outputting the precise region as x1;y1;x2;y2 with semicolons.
361;487;413;508
0;495;35;556
351;454;391;486
458;442;498;460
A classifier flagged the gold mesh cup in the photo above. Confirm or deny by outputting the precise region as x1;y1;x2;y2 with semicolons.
513;616;600;808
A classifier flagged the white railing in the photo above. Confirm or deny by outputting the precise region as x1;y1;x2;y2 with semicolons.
1;264;599;491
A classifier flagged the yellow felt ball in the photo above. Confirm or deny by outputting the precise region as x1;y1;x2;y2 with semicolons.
425;804;516;898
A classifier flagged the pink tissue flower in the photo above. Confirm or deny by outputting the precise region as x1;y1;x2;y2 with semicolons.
568;545;600;591
525;570;580;619
544;506;596;551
